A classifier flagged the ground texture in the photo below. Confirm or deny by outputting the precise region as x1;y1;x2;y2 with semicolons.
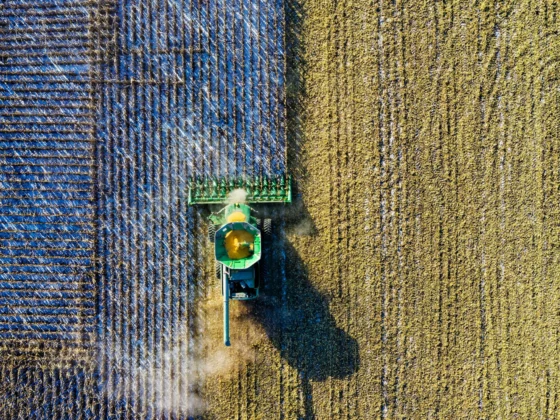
1;0;560;419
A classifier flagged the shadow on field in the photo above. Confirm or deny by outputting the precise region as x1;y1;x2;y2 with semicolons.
245;215;360;417
248;238;360;380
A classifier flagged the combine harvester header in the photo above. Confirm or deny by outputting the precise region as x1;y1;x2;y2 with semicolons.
188;175;292;205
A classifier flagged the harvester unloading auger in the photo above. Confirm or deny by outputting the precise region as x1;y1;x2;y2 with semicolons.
188;176;291;346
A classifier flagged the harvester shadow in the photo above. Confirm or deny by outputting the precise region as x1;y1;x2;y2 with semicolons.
245;232;360;417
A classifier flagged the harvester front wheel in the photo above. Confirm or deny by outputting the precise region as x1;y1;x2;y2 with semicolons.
215;261;221;279
263;218;272;239
208;223;216;243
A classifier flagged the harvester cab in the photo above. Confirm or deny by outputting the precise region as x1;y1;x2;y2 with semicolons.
188;176;291;346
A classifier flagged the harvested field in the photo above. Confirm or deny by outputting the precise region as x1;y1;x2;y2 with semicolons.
1;0;560;419
266;1;560;418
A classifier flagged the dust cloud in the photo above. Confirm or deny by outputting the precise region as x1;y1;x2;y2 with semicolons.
227;188;248;204
108;290;260;417
287;217;315;236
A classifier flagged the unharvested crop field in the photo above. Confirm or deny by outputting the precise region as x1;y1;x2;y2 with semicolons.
1;0;560;419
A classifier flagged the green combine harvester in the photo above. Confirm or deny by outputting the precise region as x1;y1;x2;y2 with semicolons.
188;176;291;346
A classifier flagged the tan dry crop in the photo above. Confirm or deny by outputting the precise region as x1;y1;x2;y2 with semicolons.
199;1;560;418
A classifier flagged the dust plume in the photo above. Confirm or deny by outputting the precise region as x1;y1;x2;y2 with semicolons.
287;217;315;236
227;188;248;204
201;290;261;378
106;286;262;418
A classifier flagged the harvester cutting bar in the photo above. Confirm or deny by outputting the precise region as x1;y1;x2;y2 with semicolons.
188;175;292;204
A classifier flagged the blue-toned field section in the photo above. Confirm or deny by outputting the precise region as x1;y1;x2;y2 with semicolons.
94;0;285;417
0;1;98;417
0;1;96;352
0;0;286;418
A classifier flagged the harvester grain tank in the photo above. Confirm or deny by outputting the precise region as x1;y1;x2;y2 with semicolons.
188;176;291;346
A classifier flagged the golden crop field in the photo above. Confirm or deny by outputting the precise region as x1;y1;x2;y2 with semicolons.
199;1;560;418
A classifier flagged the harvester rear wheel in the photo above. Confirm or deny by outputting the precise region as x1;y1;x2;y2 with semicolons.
208;223;216;243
